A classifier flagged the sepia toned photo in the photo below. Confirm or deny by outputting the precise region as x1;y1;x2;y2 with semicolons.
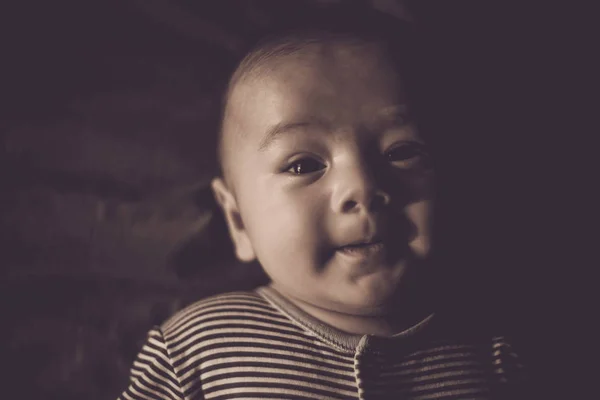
3;1;585;399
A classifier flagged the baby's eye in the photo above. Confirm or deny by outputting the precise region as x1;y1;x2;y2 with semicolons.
385;142;431;170
286;157;326;175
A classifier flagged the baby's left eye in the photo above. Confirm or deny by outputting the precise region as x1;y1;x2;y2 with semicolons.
385;142;431;169
286;157;326;175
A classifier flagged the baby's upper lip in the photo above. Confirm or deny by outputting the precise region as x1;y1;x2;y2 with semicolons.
336;217;388;248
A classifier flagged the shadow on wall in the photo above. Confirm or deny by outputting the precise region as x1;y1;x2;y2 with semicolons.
3;1;275;398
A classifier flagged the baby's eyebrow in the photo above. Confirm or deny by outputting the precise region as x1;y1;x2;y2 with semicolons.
258;106;410;151
377;105;410;125
258;119;329;152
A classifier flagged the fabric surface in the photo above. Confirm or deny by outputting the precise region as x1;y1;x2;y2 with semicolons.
118;288;526;400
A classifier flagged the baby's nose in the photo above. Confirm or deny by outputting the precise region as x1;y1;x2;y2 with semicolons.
331;163;391;214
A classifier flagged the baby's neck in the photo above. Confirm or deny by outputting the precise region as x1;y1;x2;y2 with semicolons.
270;285;434;337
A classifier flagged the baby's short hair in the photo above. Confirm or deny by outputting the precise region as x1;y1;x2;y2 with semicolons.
216;3;418;178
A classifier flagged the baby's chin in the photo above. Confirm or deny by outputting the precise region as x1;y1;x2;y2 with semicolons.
272;275;402;316
284;265;405;317
326;256;433;318
326;278;406;316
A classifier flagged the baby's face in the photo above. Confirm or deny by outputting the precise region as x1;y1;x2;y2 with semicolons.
215;43;435;316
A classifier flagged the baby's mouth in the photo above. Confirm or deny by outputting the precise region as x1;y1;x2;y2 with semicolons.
337;240;385;258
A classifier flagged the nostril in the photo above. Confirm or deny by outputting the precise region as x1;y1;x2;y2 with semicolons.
340;192;390;213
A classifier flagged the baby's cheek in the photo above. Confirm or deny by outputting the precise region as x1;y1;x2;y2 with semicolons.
276;214;325;268
406;199;434;257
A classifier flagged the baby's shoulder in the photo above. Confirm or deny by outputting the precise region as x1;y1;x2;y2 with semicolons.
159;290;283;337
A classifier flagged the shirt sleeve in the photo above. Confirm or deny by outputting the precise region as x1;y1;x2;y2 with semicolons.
117;327;187;400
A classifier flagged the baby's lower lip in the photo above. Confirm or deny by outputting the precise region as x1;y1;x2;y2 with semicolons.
338;242;385;258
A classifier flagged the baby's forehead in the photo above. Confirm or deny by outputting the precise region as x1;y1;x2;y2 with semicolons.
226;39;401;113
237;39;390;86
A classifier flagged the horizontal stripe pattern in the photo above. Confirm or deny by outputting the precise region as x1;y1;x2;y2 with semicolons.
118;290;525;400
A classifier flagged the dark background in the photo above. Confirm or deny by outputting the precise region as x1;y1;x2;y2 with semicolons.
2;1;587;399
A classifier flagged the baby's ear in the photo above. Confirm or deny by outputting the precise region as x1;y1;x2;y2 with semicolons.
210;177;256;262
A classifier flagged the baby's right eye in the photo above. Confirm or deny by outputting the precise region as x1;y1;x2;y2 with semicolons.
286;158;326;175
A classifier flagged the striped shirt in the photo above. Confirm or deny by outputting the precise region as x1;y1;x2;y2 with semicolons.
118;287;526;400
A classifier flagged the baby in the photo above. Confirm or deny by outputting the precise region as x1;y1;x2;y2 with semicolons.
119;6;527;400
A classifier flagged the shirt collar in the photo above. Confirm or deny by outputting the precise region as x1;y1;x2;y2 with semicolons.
256;285;436;353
